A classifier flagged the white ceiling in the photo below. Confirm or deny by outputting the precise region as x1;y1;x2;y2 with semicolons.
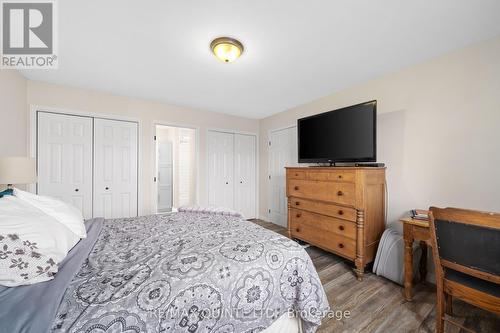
21;0;500;119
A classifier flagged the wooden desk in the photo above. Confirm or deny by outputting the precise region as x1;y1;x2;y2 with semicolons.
401;217;431;301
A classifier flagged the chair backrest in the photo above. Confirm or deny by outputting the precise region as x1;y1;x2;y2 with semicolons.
429;207;500;281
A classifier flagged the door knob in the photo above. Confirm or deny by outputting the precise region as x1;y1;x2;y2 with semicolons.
225;182;228;185
240;181;243;184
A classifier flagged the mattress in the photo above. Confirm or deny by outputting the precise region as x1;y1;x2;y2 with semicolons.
1;212;329;333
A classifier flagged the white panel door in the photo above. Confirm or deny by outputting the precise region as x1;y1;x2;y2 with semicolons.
208;131;234;209
37;112;93;218
234;134;256;218
157;141;173;212
268;126;298;227
93;119;138;219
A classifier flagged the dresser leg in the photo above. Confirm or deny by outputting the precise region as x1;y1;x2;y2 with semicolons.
355;209;365;281
354;262;364;281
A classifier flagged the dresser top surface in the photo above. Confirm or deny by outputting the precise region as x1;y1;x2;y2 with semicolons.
285;166;386;170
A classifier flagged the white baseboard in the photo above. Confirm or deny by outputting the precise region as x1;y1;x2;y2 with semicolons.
258;214;270;222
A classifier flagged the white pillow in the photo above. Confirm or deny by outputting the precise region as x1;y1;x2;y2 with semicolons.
0;196;81;286
14;188;86;239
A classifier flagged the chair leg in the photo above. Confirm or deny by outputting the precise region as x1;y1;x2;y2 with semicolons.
446;293;453;316
436;288;446;333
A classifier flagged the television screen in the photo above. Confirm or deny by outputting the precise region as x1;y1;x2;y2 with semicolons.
298;101;376;163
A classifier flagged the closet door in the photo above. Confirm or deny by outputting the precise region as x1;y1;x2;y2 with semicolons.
208;131;234;209
268;126;297;227
37;112;93;218
93;119;138;219
234;134;256;218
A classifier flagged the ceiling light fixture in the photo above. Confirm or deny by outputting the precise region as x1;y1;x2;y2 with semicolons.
210;37;244;63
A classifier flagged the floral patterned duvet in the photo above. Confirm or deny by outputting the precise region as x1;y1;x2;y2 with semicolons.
52;212;329;333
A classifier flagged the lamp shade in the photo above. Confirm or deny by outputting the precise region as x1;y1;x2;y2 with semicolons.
0;157;37;185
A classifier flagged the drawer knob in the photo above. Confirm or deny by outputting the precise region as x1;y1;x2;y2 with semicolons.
338;175;342;179
338;243;344;249
337;191;343;196
295;228;300;232
296;213;301;218
75;188;79;192
338;225;345;231
295;173;299;176
295;201;300;206
294;186;299;191
338;210;344;215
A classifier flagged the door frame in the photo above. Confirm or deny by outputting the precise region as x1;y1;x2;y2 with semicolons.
206;128;259;219
29;105;142;215
152;121;200;214
267;124;297;223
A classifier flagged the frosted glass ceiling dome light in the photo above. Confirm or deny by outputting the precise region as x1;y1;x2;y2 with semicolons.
210;37;244;63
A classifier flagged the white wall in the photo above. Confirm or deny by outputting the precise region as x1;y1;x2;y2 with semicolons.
0;70;27;157
259;36;500;228
25;80;259;215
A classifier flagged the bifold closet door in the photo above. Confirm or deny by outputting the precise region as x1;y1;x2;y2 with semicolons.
234;134;256;218
208;131;234;209
93;119;138;219
37;112;93;218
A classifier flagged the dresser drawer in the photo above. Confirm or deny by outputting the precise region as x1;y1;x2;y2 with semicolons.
307;170;355;183
290;219;356;259
288;179;355;206
287;169;306;180
289;197;356;222
290;208;356;239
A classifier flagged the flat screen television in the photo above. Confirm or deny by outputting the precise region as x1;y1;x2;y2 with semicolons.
298;100;376;163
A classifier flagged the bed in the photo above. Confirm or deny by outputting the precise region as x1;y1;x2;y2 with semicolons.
1;212;329;333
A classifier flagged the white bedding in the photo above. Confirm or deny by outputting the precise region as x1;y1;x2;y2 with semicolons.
14;188;86;239
0;196;81;286
263;313;302;333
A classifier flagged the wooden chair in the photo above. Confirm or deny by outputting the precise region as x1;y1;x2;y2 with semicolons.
428;207;500;333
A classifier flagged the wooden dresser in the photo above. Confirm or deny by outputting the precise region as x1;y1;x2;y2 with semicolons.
286;167;386;280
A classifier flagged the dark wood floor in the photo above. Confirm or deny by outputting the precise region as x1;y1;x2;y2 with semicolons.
250;219;500;333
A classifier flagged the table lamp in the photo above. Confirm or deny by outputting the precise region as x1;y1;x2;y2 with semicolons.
0;156;37;196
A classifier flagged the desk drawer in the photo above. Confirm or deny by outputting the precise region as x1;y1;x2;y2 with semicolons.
289;197;356;222
288;179;355;206
290;218;356;259
290;208;356;239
